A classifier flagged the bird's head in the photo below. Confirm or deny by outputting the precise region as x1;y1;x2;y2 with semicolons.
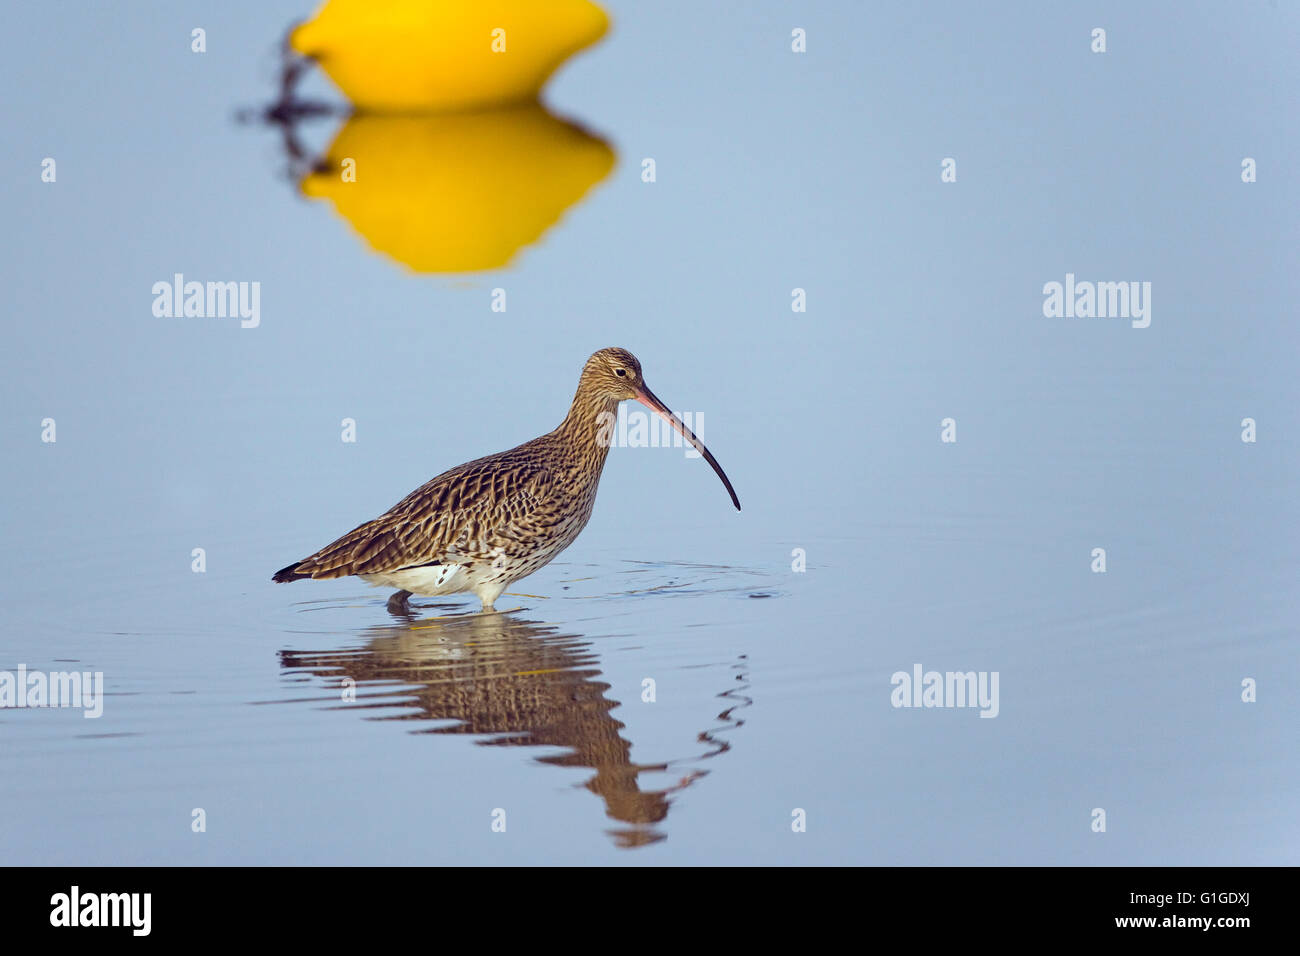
583;346;644;401
577;347;741;511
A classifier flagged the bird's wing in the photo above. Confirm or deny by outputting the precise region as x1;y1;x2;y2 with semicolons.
283;455;556;580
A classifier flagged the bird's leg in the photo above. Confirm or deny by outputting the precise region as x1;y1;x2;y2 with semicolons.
386;590;413;615
474;581;507;614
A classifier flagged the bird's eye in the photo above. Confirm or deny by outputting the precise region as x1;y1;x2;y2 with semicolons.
615;368;626;377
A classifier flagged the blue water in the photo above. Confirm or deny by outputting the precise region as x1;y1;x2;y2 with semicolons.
1;0;1296;864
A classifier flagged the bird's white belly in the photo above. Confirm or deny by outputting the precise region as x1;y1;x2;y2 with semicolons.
359;563;468;595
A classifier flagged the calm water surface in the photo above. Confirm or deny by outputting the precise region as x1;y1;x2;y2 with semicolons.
1;2;1297;864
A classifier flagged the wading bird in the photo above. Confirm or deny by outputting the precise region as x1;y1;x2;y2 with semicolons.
273;348;740;613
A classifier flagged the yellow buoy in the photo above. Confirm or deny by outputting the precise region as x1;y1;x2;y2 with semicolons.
300;104;615;272
290;0;610;111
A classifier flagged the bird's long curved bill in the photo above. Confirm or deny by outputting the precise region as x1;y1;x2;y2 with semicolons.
635;384;741;511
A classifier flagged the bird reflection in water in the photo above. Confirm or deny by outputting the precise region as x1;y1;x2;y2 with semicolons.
279;609;749;848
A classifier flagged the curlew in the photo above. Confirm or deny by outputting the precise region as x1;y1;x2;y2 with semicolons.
272;348;740;613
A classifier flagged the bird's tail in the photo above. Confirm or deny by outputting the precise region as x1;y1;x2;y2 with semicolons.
272;562;311;583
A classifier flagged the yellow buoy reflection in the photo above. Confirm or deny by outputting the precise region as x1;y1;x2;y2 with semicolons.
299;104;615;273
290;0;610;112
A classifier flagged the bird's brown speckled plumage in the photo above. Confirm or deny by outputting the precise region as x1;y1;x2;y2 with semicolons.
273;348;739;611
